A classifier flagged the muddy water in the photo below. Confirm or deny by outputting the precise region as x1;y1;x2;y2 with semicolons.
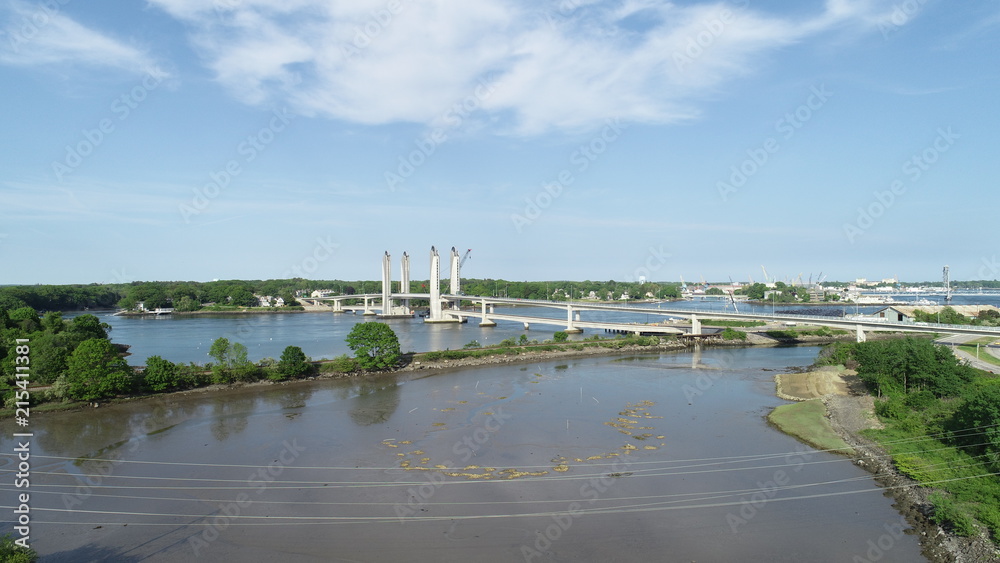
1;347;924;562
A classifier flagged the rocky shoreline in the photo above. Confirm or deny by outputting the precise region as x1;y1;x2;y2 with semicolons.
820;379;1000;562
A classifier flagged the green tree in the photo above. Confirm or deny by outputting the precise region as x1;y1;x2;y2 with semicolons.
950;384;1000;463
41;311;65;333
209;337;231;365
345;322;400;370
174;295;201;312
208;337;256;382
68;314;109;341
65;338;136;400
143;355;181;392
277;345;310;379
28;332;75;384
553;331;569;342
0;533;38;562
705;287;724;296
8;307;40;333
743;283;767;300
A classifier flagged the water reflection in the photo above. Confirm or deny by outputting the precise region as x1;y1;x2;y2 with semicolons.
348;374;400;426
209;394;257;441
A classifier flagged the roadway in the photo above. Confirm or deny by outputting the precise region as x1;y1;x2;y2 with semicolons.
311;293;1000;340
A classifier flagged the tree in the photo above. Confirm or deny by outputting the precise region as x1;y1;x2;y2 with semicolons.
208;337;257;383
65;338;136;400
0;533;38;562
174;296;201;312
277;345;310;379
68;314;109;341
345;322;400;370
743;283;767;301
8;307;40;333
41;311;65;333
143;355;181;392
950;384;1000;463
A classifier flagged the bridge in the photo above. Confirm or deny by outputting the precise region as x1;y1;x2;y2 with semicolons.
308;249;1000;342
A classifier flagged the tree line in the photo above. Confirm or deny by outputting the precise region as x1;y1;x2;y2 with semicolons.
0;302;403;407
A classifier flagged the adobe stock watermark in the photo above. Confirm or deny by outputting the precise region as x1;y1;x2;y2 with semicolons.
2;0;71;55
978;255;1000;280
681;347;741;404
851;515;909;563
725;445;813;532
341;0;412;59
878;0;930;40
843;126;958;244
281;236;340;279
384;76;497;192
511;117;626;233
188;439;306;557
179;107;294;223
538;0;584;28
393;407;513;522
672;0;749;72
521;455;636;561
51;66;166;182
624;245;671;284
717;84;833;202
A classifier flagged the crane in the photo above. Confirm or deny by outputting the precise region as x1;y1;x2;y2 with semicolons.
760;265;770;284
679;275;688;291
460;249;471;268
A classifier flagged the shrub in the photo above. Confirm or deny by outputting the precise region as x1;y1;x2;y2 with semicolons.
463;340;481;349
553;331;568;343
0;534;38;562
143;355;181;392
518;334;529;345
322;354;359;374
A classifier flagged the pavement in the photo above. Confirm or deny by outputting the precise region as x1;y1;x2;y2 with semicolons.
936;334;1000;373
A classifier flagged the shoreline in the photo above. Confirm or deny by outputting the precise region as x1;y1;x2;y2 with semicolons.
776;371;1000;562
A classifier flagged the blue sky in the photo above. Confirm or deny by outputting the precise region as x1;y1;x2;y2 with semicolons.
1;0;998;285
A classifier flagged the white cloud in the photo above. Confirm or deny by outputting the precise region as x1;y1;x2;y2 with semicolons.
0;0;163;76
147;0;899;135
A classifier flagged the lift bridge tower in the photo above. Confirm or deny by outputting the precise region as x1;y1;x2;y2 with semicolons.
943;265;952;302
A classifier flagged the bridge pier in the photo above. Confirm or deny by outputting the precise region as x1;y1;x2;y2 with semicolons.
330;299;344;313
565;304;582;333
856;324;866;343
691;314;702;336
363;297;376;316
479;299;496;327
523;322;530;330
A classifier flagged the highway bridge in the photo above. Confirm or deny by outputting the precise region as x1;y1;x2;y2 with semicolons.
306;249;1000;342
309;293;1000;342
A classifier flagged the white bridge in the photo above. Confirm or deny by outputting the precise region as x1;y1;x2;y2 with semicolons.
309;249;1000;342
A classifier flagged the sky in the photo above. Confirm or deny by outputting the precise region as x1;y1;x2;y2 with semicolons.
1;0;998;286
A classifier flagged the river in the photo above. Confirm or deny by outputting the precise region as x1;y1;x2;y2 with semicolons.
2;346;925;561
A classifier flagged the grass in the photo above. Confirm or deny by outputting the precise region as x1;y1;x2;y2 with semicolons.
767;399;853;454
865;417;1000;539
958;345;1000;367
766;327;848;339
